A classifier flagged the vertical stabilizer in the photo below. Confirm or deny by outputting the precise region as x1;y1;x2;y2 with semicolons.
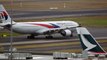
76;27;106;54
0;4;15;25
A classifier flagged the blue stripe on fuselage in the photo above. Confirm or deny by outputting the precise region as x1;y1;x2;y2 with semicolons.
50;23;60;28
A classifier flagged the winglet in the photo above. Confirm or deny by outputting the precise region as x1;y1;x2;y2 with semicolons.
76;27;106;54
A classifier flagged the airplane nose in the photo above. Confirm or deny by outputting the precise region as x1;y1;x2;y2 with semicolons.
72;21;80;27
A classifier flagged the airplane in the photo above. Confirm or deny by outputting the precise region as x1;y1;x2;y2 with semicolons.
76;27;107;56
0;4;79;39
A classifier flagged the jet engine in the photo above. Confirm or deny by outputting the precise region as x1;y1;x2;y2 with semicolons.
60;29;73;37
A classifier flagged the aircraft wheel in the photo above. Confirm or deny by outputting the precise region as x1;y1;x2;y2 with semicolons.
46;36;53;39
27;36;35;39
70;34;73;37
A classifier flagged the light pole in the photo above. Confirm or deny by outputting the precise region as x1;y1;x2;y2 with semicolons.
10;0;13;60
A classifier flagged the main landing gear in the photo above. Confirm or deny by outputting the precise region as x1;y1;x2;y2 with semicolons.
27;34;35;39
45;35;53;39
27;34;53;39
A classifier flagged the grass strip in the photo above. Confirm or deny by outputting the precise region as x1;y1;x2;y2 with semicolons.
14;42;80;49
47;49;82;53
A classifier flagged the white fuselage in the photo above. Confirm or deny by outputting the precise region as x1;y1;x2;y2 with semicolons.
12;21;79;35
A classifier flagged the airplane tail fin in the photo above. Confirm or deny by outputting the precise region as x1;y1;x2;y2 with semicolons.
76;27;106;54
0;4;15;25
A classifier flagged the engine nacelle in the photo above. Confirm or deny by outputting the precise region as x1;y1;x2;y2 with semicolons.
60;29;73;37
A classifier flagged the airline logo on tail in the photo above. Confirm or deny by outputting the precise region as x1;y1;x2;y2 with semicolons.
76;27;106;54
0;11;8;20
80;33;96;51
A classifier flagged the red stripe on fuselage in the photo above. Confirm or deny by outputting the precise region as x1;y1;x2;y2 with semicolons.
29;23;55;28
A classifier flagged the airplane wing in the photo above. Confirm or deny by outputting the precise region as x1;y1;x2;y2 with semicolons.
32;21;79;37
40;26;76;37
